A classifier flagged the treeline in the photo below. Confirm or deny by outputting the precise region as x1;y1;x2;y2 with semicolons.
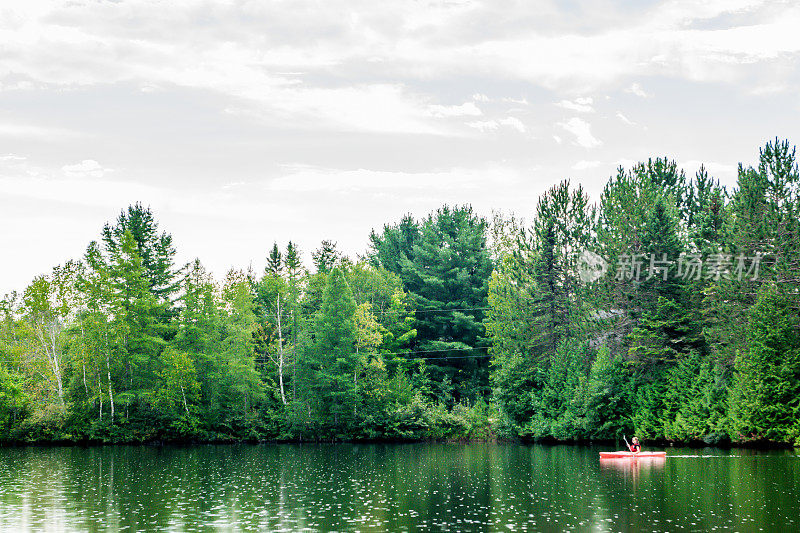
489;139;800;446
0;205;493;443
1;140;799;446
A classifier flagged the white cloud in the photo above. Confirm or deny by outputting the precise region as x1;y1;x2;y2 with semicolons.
467;120;499;133
467;117;526;134
0;157;292;225
499;117;527;133
616;112;636;125
2;0;796;120
625;83;650;98
4;0;797;297
750;83;788;95
62;159;110;179
557;117;602;148
572;160;601;170
268;164;520;193
556;97;594;113
0;123;80;139
614;158;638;170
427;101;482;118
0;174;163;210
680;160;737;180
280;84;447;134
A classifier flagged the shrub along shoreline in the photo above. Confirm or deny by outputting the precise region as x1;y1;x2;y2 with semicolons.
3;140;800;448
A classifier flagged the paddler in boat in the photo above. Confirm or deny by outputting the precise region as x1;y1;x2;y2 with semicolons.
629;437;641;453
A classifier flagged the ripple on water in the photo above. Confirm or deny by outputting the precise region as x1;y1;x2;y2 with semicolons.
0;444;798;531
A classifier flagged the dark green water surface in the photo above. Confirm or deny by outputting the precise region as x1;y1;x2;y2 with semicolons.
0;443;798;531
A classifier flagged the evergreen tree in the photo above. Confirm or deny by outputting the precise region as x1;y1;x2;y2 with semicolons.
371;205;493;403
369;214;419;273
266;242;283;277
218;270;264;422
487;183;594;434
529;180;594;354
155;346;200;435
312;240;341;274
102;203;178;305
173;259;222;426
284;241;303;282
107;230;166;410
583;347;630;438
311;267;358;431
728;284;800;443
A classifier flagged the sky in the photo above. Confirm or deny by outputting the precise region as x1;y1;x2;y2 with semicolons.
2;0;800;294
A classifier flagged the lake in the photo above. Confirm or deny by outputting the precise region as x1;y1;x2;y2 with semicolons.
0;443;797;531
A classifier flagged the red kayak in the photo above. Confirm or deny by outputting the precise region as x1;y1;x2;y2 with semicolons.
599;451;667;459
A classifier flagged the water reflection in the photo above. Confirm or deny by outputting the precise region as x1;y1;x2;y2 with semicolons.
0;444;797;532
599;455;666;482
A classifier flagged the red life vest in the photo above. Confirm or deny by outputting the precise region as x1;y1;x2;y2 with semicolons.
630;443;641;452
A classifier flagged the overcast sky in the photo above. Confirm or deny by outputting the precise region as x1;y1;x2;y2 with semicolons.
2;0;799;294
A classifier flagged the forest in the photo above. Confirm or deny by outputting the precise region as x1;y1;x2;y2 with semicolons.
1;139;799;446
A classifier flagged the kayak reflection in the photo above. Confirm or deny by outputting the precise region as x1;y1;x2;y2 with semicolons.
599;454;666;480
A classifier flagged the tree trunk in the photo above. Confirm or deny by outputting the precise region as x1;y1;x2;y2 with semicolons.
180;383;189;415
277;294;286;405
107;357;114;422
105;330;114;422
292;310;297;402
34;319;64;406
80;321;88;397
98;366;103;420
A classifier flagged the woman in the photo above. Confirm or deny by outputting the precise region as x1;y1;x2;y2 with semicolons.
629;436;641;453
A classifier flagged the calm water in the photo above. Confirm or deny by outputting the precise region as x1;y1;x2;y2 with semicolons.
0;443;798;532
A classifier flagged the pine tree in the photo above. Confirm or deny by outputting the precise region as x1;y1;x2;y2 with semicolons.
312;267;358;431
173;259;221;423
106;230;166;411
369;214;419;273
155;346;200;434
529;180;594;354
76;240;116;423
284;241;303;282
312;240;341;274
487;183;594;433
266;242;283;277
728;284;800;443
219;270;264;422
370;205;493;403
102;203;178;304
583;347;630;438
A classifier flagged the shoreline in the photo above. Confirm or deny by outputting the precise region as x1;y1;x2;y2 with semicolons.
1;435;795;450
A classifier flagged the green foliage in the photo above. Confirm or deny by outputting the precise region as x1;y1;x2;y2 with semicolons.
584;347;629;438
102;202;178;303
0;364;26;439
312;239;341;274
155;346;200;421
311;267;359;431
728;285;800;443
371;205;493;403
266;242;283;277
4;142;800;446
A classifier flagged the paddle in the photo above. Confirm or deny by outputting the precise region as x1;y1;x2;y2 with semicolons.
623;435;631;452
